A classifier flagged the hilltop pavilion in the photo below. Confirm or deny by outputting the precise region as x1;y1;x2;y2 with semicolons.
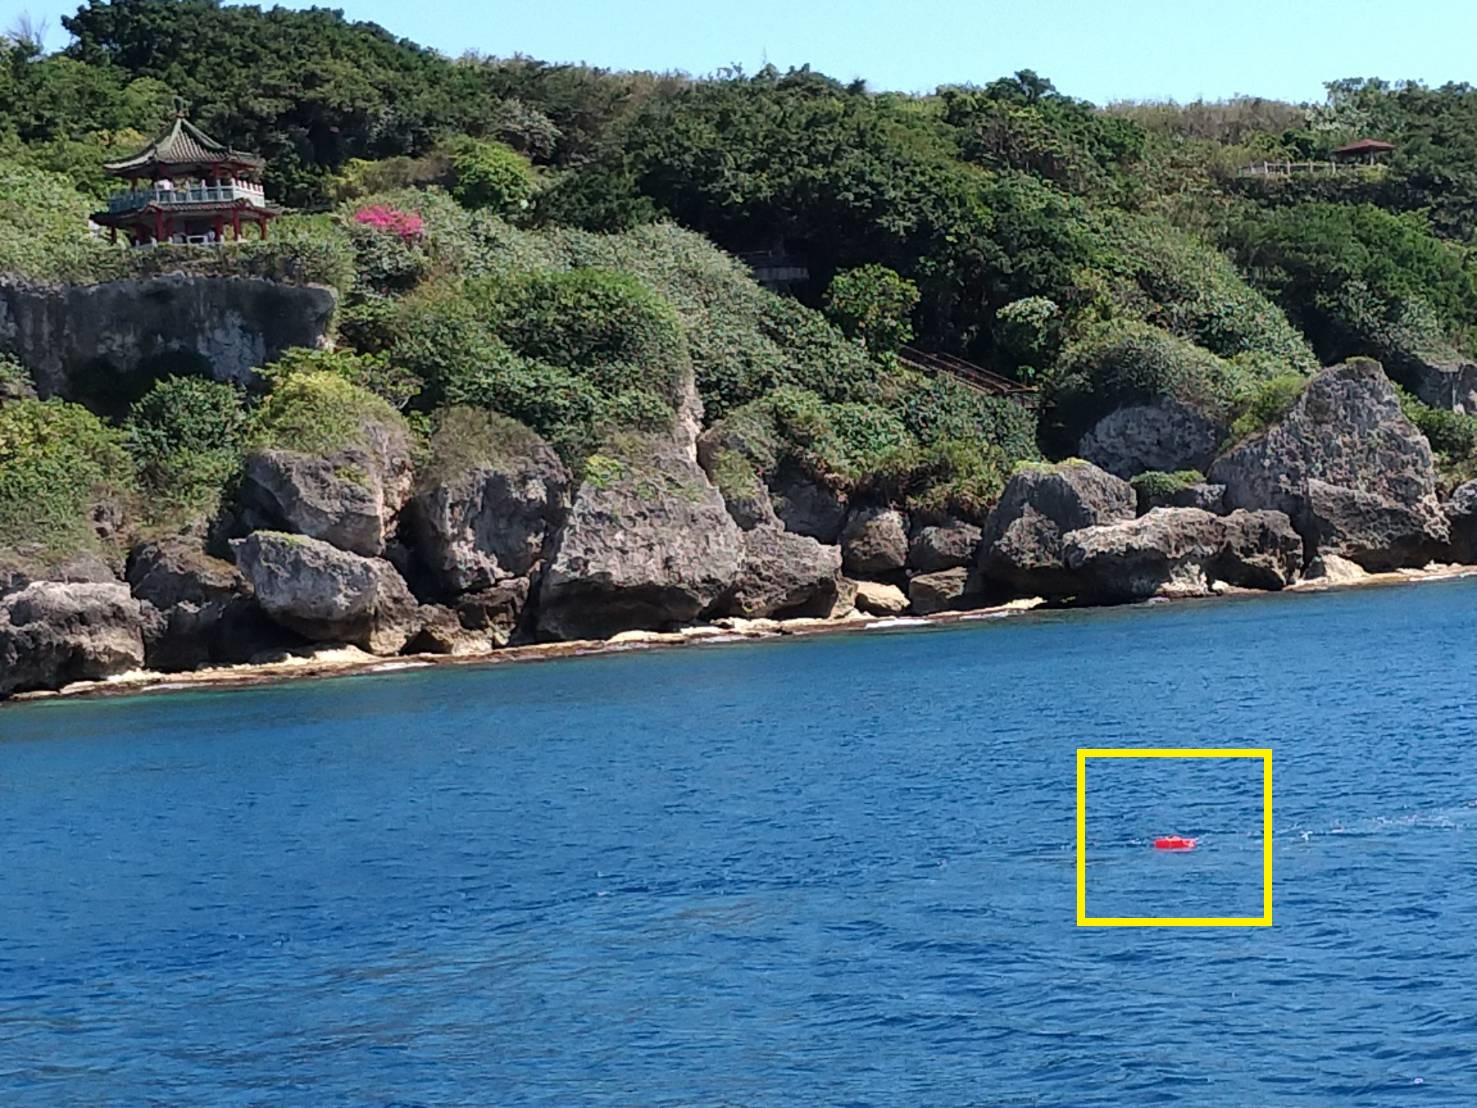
91;107;281;246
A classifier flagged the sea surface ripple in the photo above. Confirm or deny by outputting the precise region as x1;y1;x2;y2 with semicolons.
3;579;1477;1104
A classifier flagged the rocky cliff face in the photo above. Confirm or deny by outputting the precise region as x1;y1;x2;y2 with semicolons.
1210;360;1448;569
0;276;336;398
538;435;743;640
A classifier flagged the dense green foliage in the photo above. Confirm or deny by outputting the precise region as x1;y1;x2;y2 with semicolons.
250;370;407;456
0;397;133;563
124;375;246;519
1129;469;1206;500
825;265;920;355
8;1;1477;552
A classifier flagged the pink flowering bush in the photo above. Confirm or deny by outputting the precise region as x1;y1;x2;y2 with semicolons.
352;205;424;241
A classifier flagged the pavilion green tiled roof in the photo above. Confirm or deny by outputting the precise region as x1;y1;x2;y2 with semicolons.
103;114;265;175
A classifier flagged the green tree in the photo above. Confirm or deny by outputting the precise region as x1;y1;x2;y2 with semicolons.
825;264;920;356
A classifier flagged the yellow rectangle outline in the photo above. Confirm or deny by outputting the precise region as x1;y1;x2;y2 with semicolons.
1076;747;1272;927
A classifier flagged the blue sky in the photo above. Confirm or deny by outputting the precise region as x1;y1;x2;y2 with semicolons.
13;0;1477;104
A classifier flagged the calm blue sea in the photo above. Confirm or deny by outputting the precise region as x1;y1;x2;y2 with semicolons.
4;579;1477;1105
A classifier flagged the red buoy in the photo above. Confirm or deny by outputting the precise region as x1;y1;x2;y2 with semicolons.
1154;836;1197;850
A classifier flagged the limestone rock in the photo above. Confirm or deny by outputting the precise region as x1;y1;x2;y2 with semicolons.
1;551;118;598
841;506;908;575
0;582;145;696
538;435;742;640
1302;553;1369;584
977;461;1137;596
1446;480;1477;564
1396;354;1477;415
232;531;418;655
1136;481;1227;516
829;576;859;619
235;415;413;559
768;466;849;543
454;578;531;648
410;428;570;595
126;538;286;669
909;567;974;615
907;519;982;572
0;276;337;398
1062;507;1302;601
722;527;843;619
1210;361;1448;569
1080;397;1226;478
854;580;910;615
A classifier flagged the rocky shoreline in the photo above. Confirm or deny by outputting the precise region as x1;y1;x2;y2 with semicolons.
7;561;1474;707
9;358;1477;703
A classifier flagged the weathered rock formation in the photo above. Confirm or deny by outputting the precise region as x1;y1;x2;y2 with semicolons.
127;538;285;668
409;434;569;595
1062;508;1303;601
977;461;1137;596
0;581;145;695
1079;398;1226;478
1136;481;1227;516
538;436;742;640
1445;480;1477;564
722;527;844;618
908;567;974;615
237;445;410;559
907;519;982;572
1210;361;1448;569
854;580;910;615
0;276;336;398
841;506;908;575
768;467;849;543
232;531;418;655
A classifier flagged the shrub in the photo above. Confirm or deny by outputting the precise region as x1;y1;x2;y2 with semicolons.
352;204;425;241
863;437;1015;520
1091;210;1318;371
470;267;691;408
1129;469;1205;499
1041;321;1253;456
259;347;423;410
0;398;134;562
891;370;1041;463
418;406;553;487
250;371;407;456
449;139;537;219
0;352;35;403
1398;388;1477;460
825;264;920;356
1227;374;1308;442
124;376;246;519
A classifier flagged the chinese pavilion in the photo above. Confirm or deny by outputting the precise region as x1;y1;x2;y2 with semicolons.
91;107;281;246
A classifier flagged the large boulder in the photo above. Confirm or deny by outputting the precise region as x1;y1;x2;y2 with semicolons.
1396;354;1477;415
1446;480;1477;564
722;527;843;619
854;580;910;615
977;461;1137;596
1135;480;1227;516
768;466;849;543
236;429;413;559
1079;398;1226;478
841;506;908;575
908;567;974;615
126;538;287;669
231;531;418;655
409;419;570;596
1210;361;1448;569
908;519;982;572
538;436;743;640
0;582;145;696
1062;507;1302;601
